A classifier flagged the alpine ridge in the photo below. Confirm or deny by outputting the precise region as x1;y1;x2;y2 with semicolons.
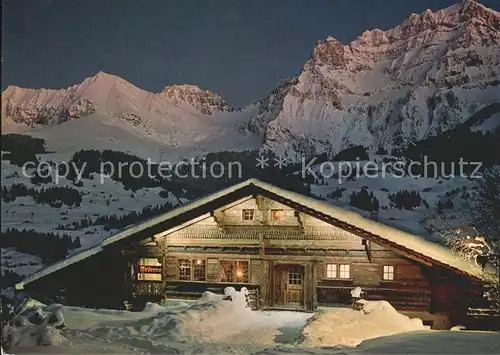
1;71;234;132
240;0;500;158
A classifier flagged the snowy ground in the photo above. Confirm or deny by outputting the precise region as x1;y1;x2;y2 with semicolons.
258;331;500;355
1;249;43;277
5;291;500;355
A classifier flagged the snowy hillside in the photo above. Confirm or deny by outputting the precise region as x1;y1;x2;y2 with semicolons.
240;0;500;157
0;157;177;278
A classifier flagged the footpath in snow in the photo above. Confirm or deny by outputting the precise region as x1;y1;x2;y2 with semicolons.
3;287;500;354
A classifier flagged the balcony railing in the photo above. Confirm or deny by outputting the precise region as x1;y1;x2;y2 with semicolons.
317;285;431;310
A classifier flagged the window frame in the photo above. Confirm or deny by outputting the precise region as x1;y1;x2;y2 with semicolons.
177;258;250;283
178;259;192;281
219;259;250;283
325;263;337;279
242;209;255;221
235;260;249;283
270;209;284;221
206;258;219;282
192;259;206;281
288;267;302;285
339;264;350;279
382;265;395;281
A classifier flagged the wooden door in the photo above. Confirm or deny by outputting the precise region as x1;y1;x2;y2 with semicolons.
285;265;303;307
273;264;304;308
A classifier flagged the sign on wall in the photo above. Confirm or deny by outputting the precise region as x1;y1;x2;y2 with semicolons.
136;258;162;282
138;265;162;274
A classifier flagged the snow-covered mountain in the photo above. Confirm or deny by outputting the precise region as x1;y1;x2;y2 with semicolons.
2;71;233;130
2;72;263;160
240;0;500;157
3;1;499;159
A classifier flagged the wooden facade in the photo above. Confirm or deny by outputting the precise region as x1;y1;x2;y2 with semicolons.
17;180;485;330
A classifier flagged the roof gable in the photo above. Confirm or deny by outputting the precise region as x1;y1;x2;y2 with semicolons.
16;178;487;289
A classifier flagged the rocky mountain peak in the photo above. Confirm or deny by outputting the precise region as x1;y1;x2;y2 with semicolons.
88;70;113;81
1;73;238;132
307;37;346;69
459;0;500;26
351;0;499;49
79;71;137;94
245;1;500;159
161;84;233;115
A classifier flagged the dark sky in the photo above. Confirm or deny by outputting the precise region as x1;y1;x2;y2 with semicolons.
2;0;499;107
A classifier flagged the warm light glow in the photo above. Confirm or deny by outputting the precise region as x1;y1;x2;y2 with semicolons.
236;270;243;278
196;259;202;265
271;209;283;221
137;273;162;281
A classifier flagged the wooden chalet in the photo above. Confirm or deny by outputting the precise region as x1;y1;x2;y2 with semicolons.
15;179;488;329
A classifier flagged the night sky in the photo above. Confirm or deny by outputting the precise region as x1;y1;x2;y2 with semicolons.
2;0;499;107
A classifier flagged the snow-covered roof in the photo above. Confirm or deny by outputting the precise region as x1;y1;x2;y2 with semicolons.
16;178;487;290
253;180;487;280
15;245;103;290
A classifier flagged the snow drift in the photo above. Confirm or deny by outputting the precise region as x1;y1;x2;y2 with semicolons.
302;300;429;347
3;287;270;353
2;301;69;349
7;295;488;355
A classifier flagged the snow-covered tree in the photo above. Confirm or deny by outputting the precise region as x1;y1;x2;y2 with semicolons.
435;166;500;313
441;229;500;313
443;230;497;268
469;166;500;241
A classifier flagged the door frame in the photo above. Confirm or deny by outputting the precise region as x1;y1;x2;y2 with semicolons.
271;261;308;310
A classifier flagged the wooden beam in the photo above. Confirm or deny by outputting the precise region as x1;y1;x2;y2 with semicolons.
294;211;305;234
211;211;227;232
255;195;274;212
364;239;372;262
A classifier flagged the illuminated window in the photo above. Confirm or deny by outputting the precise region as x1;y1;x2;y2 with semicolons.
138;258;161;266
178;259;191;280
235;261;249;283
242;209;254;221
219;260;249;283
137;258;162;282
326;264;337;278
271;209;284;221
193;259;206;281
383;265;395;280
219;260;235;282
339;264;350;279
